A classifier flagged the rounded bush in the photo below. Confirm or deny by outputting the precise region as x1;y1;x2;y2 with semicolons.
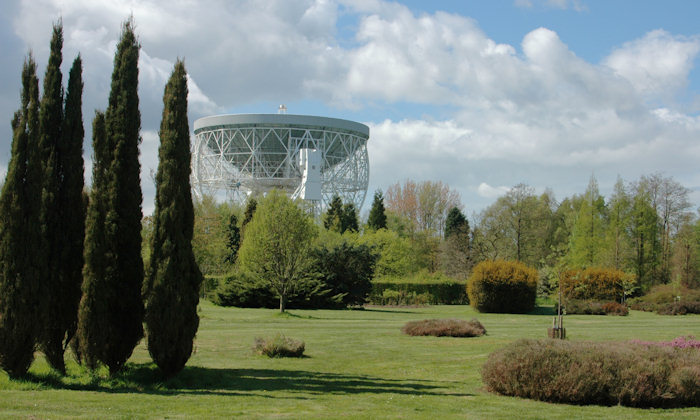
560;267;626;301
401;318;486;337
467;260;537;313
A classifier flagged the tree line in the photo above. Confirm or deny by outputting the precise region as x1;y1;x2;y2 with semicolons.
0;20;201;379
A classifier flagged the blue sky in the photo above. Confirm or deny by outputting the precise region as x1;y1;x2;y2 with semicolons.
2;0;700;216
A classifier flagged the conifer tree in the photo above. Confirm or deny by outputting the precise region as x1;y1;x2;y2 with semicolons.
324;195;343;232
77;111;108;370
78;20;144;375
37;23;69;373
0;55;43;378
241;197;257;233
444;207;468;239
341;203;359;233
56;55;85;366
224;213;241;264
144;60;203;377
367;190;387;230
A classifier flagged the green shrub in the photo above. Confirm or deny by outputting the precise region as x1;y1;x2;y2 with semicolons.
467;260;537;313
629;284;700;314
482;339;700;407
369;281;467;305
402;319;486;337
563;300;629;316
560;267;626;301
313;241;377;308
213;271;277;308
253;334;305;358
374;289;431;306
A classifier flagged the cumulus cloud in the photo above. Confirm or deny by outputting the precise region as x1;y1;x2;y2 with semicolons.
604;30;700;99
3;0;700;213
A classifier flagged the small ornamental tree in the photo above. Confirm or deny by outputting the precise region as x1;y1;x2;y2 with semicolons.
0;55;44;378
367;190;387;230
467;260;538;313
144;60;203;377
238;190;318;312
324;195;344;232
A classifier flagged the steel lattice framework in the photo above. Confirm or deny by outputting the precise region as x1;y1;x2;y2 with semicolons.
191;114;370;210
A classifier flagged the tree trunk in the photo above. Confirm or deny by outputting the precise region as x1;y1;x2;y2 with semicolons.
279;294;286;313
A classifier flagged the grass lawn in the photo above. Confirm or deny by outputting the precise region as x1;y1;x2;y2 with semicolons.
1;301;699;419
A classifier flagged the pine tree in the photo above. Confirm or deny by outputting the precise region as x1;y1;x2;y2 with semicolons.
341;203;359;233
444;207;468;239
0;55;43;378
57;55;85;366
241;197;257;234
324;195;343;232
144;60;203;377
37;23;68;373
77;111;108;370
224;213;241;264
367;190;387;230
78;20;144;375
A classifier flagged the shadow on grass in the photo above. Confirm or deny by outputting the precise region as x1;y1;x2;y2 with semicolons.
526;306;557;316
22;363;468;398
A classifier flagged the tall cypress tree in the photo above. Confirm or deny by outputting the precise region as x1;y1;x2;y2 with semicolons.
56;55;85;367
37;23;68;373
77;111;108;370
367;190;387;230
0;55;43;378
224;213;241;264
78;20;144;375
324;195;343;232
144;60;203;377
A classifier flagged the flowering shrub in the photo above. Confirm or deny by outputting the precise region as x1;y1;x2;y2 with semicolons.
467;260;537;313
560;268;626;301
482;339;700;407
402;318;486;337
631;336;700;350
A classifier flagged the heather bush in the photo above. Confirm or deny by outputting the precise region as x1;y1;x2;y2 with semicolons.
467;260;537;313
402;319;486;337
601;301;629;316
656;301;700;315
482;339;700;407
631;336;700;349
560;267;626;301
253;334;305;358
563;300;629;316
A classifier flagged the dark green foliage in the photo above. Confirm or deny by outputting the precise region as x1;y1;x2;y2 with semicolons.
467;260;538;313
482;339;700;407
313;241;377;307
213;271;276;308
57;55;85;368
78;20;144;375
323;195;344;232
241;197;257;234
144;60;203;377
367;190;387;230
224;213;240;264
563;299;629;316
402;318;486;337
77;112;108;370
0;55;43;378
36;23;72;374
444;207;468;239
341;203;359;233
369;282;468;305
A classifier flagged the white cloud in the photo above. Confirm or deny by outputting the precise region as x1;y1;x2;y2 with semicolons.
604;30;700;98
477;183;511;198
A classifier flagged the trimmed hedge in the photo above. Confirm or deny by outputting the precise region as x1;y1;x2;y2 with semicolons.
369;282;467;305
467;260;537;313
560;267;626;301
482;339;700;407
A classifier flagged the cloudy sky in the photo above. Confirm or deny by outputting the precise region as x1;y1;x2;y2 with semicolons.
2;0;700;215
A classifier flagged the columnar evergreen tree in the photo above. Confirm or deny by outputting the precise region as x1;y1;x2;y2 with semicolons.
144;60;203;377
78;20;144;375
224;213;241;264
36;23;69;373
56;55;85;367
0;55;43;378
444;207;468;239
367;190;387;230
77;111;108;370
241;197;257;234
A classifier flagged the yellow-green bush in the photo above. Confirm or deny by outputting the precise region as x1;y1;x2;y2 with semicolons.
467;260;537;313
561;267;626;301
